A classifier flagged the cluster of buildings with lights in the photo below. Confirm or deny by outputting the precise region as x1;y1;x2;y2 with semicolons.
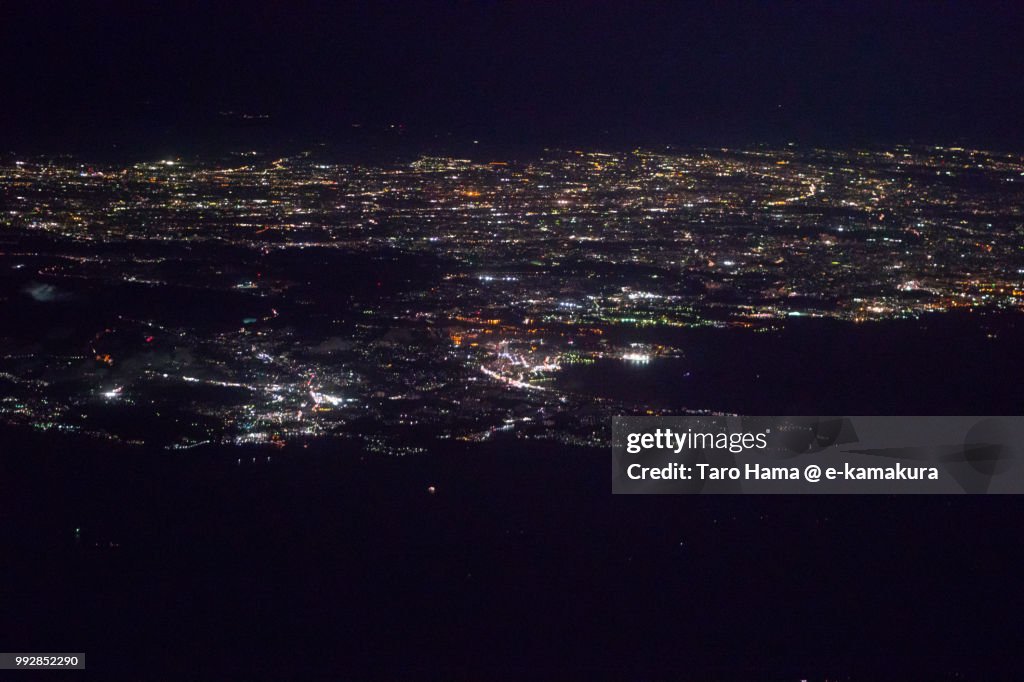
0;144;1021;451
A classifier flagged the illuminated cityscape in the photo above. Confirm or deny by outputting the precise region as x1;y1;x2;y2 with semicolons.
2;145;1022;452
5;0;1024;678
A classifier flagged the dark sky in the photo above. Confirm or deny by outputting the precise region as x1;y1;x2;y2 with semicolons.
3;1;1024;153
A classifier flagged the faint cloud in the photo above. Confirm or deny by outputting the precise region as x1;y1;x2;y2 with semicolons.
24;282;70;302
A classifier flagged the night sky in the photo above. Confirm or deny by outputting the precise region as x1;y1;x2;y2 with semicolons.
3;1;1024;153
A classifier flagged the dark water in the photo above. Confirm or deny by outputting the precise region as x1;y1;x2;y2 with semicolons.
559;311;1024;414
2;426;1024;680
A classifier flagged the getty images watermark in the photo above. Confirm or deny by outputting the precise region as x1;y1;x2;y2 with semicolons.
612;416;1024;494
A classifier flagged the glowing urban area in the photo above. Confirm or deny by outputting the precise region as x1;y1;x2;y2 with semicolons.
2;145;1022;454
